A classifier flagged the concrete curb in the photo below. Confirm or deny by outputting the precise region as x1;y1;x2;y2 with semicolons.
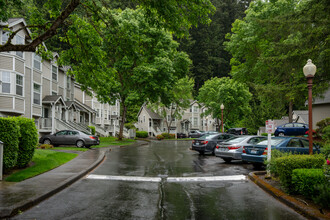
1;149;107;219
248;171;329;220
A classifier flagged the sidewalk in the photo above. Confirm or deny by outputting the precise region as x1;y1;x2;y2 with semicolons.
0;148;107;219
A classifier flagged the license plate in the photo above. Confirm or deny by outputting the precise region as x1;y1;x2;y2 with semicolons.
251;150;257;154
220;148;227;151
196;143;199;145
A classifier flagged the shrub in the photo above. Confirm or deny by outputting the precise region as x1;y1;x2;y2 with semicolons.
16;117;38;168
0;117;20;171
88;126;96;135
39;144;54;149
322;125;330;143
292;169;325;198
321;143;330;158
313;183;330;208
156;135;164;140
275;154;325;192
265;150;292;176
136;131;148;138
161;133;175;139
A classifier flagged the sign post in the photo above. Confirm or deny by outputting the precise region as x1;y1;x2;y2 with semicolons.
265;120;275;178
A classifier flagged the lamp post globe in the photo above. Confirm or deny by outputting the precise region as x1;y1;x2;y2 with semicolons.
304;59;316;155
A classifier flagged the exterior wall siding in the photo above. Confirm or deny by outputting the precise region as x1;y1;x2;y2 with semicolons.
15;58;24;74
0;55;13;70
24;67;32;118
42;78;51;96
33;71;42;84
33;106;42;116
15;97;24;112
52;81;57;92
59;87;64;96
0;96;13;109
313;104;330;128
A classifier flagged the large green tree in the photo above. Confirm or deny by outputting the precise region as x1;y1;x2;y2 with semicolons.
148;76;194;133
225;0;330;127
0;0;215;52
60;9;191;139
198;77;252;129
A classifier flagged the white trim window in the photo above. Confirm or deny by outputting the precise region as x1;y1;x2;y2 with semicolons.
33;83;41;105
15;35;24;58
52;65;58;81
1;31;9;45
16;74;23;96
193;106;198;113
66;76;71;89
193;117;198;127
104;110;107;119
33;54;42;71
1;71;11;93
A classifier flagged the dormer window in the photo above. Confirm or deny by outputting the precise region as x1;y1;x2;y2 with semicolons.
1;31;9;45
33;54;42;71
15;35;24;58
52;65;58;81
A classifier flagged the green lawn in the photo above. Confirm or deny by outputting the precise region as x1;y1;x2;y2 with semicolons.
53;147;89;151
5;149;78;182
92;136;136;148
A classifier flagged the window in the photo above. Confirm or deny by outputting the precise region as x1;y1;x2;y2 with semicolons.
33;83;41;104
16;74;23;96
284;123;294;128
193;106;198;113
16;35;24;58
52;65;58;81
52;91;57;96
97;109;100;117
33;54;42;71
104;110;107;119
67;76;71;89
1;31;9;45
113;111;117;115
288;139;302;148
193;117;198;126
2;71;10;93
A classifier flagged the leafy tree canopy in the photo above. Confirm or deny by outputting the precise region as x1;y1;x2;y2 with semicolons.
198;77;252;127
0;0;215;52
59;8;192;139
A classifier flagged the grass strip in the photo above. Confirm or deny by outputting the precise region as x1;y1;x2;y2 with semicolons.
5;149;78;182
93;136;136;148
53;147;89;152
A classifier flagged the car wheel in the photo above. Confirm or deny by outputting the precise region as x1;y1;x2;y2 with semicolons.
76;140;85;148
278;132;285;137
199;151;204;155
43;139;51;145
223;158;232;163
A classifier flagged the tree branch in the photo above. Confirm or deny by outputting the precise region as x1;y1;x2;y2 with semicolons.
0;0;81;52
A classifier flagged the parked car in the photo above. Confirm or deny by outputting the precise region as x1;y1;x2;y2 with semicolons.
39;130;100;148
191;133;236;155
241;137;319;168
188;130;204;138
215;135;267;163
177;133;187;138
274;123;309;136
227;128;248;135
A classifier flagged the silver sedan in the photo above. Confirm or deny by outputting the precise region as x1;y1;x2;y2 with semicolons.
214;135;266;163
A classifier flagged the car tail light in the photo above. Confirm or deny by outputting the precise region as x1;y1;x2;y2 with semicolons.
89;136;96;139
262;148;268;155
242;147;246;153
192;140;195;144
216;145;220;149
228;146;240;150
201;141;209;145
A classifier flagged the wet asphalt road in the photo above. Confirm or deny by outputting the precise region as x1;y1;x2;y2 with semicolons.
12;140;306;220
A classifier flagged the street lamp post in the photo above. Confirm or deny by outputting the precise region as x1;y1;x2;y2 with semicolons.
220;104;224;133
303;59;316;155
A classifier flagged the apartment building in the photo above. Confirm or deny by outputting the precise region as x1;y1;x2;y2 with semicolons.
137;101;218;136
0;18;120;137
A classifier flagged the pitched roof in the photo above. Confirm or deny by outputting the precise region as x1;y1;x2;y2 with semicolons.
314;87;330;105
42;95;66;105
143;105;163;119
74;99;96;113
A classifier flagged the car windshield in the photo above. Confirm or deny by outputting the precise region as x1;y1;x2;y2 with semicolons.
225;136;249;144
257;138;285;146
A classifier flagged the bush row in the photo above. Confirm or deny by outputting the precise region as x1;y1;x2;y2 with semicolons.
0;117;38;171
136;131;148;138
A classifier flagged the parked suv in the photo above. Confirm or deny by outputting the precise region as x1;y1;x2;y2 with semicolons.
227;128;248;135
274;123;309;136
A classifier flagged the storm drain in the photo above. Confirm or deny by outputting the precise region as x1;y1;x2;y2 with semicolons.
86;174;246;182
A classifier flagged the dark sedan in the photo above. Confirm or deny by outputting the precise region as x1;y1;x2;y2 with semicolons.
241;136;319;168
274;123;309;136
39;130;100;148
191;133;236;155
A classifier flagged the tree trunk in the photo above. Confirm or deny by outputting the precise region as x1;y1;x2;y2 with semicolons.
118;103;127;141
288;100;293;123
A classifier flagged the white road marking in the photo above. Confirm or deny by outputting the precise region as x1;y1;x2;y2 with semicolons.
86;174;162;182
86;174;246;182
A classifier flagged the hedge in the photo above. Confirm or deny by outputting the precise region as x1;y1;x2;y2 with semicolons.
275;154;325;192
161;133;175;139
0;117;20;170
136;131;148;138
292;169;325;198
16;117;38;168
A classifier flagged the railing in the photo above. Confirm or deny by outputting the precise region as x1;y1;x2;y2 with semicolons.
71;121;91;134
39;118;52;130
56;119;76;131
91;122;108;137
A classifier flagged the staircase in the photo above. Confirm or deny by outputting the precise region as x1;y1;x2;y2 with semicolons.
91;123;109;137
